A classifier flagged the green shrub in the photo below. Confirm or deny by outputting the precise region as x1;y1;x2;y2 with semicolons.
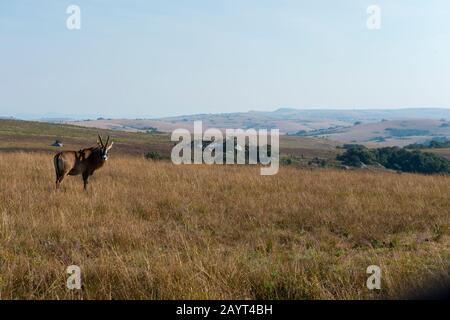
405;138;450;150
337;145;377;166
281;156;293;165
145;151;162;160
337;145;450;174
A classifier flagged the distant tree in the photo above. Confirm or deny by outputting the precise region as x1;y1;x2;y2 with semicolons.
308;157;327;167
405;138;450;150
385;128;430;137
337;145;450;174
145;127;158;134
337;145;377;166
281;156;293;165
293;130;307;136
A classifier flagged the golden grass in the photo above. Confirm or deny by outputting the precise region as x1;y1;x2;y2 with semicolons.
0;152;449;299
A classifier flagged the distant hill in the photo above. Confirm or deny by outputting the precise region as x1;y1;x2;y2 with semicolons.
301;119;450;147
63;108;450;147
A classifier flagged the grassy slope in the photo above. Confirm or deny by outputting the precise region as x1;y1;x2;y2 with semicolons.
0;153;449;299
0;119;173;156
67;115;450;147
0;119;340;160
322;119;450;147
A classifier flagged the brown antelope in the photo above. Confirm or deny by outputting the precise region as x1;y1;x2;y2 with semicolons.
53;135;114;191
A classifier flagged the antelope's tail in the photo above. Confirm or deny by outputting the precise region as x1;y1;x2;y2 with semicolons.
54;153;62;181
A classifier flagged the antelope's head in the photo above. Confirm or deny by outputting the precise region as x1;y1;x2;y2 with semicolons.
97;135;114;161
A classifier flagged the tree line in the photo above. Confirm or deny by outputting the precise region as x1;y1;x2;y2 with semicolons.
337;144;450;174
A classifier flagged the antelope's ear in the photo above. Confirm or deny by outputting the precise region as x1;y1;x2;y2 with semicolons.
107;141;114;151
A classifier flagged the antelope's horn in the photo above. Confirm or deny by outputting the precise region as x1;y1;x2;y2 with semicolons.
107;141;114;150
98;134;104;147
105;135;110;147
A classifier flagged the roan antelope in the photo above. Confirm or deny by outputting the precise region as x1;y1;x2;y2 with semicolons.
54;135;114;190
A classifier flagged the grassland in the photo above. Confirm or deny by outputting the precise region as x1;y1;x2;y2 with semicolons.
0;152;449;299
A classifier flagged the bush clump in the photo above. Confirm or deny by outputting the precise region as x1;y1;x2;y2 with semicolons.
337;145;450;174
406;138;450;150
145;151;162;160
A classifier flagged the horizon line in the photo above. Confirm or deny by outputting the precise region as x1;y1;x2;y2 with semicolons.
3;106;450;121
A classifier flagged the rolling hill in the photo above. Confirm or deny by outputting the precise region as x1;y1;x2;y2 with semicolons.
63;108;450;147
0;119;341;161
306;119;450;147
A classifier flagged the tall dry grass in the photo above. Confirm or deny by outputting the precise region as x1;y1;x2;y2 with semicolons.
0;152;449;299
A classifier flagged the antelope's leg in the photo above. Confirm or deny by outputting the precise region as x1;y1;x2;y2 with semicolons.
56;174;66;190
82;172;90;191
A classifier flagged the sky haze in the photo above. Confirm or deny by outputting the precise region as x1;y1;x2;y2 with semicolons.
1;1;450;118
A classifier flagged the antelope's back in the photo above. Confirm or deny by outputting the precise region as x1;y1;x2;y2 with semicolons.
54;150;78;171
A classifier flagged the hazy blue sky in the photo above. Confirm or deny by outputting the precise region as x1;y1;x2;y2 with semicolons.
1;0;450;118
